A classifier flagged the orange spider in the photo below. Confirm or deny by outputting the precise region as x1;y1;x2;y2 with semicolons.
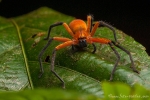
39;15;139;88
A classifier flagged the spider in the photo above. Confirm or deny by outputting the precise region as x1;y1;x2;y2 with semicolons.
38;15;139;88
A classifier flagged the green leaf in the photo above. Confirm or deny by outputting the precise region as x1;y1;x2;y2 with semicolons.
0;17;30;91
0;82;149;100
0;88;101;100
102;82;131;100
0;7;103;97
102;82;150;100
29;62;103;97
0;7;150;98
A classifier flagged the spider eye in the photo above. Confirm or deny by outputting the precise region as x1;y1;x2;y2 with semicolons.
78;38;87;48
78;37;86;40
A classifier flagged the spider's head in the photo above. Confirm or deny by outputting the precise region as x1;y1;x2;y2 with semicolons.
78;37;87;48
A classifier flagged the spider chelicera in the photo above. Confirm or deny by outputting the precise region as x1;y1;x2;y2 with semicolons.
38;15;139;88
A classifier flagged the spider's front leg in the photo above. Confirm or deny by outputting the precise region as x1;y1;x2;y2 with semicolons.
89;37;120;80
51;41;75;88
38;37;71;78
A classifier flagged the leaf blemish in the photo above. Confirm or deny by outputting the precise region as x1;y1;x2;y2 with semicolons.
26;32;45;43
45;55;50;62
31;33;38;38
32;37;41;47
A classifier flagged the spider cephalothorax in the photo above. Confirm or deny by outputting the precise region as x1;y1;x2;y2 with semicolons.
38;15;139;88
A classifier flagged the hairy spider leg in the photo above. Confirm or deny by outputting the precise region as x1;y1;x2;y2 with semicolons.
88;19;139;80
38;38;53;78
87;15;92;33
108;42;120;81
51;40;75;89
88;37;139;80
88;37;120;81
87;15;97;53
44;22;74;40
38;37;72;78
109;41;139;80
39;37;74;88
111;41;139;74
39;21;76;88
92;21;118;42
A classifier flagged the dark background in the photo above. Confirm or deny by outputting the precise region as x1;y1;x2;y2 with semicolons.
0;0;150;55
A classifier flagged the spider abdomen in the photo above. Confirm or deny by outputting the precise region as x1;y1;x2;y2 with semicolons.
69;19;87;33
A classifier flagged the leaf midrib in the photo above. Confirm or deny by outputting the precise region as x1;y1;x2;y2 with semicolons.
10;19;34;89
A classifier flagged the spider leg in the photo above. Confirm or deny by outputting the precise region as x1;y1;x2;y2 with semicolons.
51;49;65;88
87;15;94;33
111;41;139;74
92;43;96;53
91;21;118;42
89;37;120;80
44;22;63;40
108;42;120;81
90;15;94;32
89;37;139;81
45;22;74;40
38;37;71;78
71;45;76;51
99;21;117;42
51;41;76;88
38;38;53;78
